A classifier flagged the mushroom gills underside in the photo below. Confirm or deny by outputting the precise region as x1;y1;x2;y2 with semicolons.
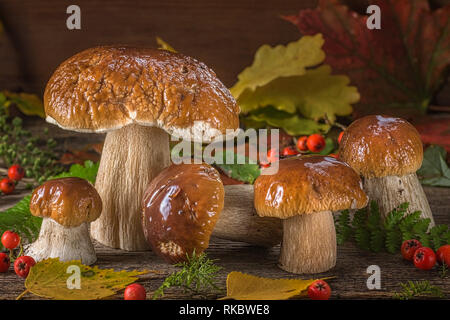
363;173;434;226
279;210;336;274
25;218;97;265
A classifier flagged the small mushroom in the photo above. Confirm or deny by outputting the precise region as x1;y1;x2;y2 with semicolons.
339;115;434;225
254;156;368;274
44;46;240;251
142;163;224;263
26;177;102;265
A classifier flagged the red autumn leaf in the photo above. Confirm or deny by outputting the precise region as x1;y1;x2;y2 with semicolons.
413;115;450;153
284;0;450;115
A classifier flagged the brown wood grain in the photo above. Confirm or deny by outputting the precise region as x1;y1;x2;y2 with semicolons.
1;183;449;300
0;0;317;95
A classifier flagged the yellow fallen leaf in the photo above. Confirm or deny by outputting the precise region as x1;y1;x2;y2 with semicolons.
3;91;45;118
221;271;320;300
230;34;325;98
156;37;177;53
18;258;150;300
237;65;359;122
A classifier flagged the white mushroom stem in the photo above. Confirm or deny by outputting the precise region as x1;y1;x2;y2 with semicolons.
26;218;97;265
213;185;282;247
91;124;170;251
279;211;336;274
364;173;434;226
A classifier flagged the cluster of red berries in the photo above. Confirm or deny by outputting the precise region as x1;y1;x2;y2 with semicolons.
401;240;450;270
262;131;346;168
0;164;25;195
0;230;36;278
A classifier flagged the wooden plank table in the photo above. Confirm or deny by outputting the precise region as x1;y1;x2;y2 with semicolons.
0;119;449;300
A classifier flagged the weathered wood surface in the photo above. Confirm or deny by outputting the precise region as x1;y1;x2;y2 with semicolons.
0;118;449;299
1;185;449;300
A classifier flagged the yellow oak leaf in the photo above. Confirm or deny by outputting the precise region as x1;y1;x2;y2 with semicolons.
221;271;320;300
237;65;359;123
18;258;150;300
230;34;325;98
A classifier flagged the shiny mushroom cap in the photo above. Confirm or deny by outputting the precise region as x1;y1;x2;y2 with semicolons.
142;163;224;263
30;177;102;227
44;46;240;142
254;156;368;218
339;115;423;178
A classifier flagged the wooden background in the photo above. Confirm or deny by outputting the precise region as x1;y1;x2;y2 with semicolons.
0;0;448;104
0;0;321;95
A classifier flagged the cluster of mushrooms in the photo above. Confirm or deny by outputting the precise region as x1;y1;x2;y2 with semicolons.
24;46;434;275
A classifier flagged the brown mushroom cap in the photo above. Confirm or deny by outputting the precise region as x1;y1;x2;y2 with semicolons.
339;115;423;178
142;163;224;263
30;177;102;227
44;46;239;142
254;156;368;218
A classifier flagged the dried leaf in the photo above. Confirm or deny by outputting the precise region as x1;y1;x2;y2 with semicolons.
230;34;325;98
221;271;320;300
2;91;45;118
156;37;177;53
21;258;149;300
285;0;450;113
238;65;359;122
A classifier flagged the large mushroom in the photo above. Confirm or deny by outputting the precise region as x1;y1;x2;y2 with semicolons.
142;163;282;263
44;46;240;250
26;177;102;265
254;156;368;274
142;163;224;263
339;115;434;225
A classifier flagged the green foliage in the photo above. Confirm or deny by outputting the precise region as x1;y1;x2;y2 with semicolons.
50;160;99;184
417;145;450;187
0;195;42;250
0;104;63;185
153;252;222;299
336;201;450;253
394;281;444;300
0;161;99;250
213;151;260;184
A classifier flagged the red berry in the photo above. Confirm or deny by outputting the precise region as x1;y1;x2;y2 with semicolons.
1;230;20;250
124;283;146;300
338;131;345;144
266;148;279;163
14;256;36;278
8;164;25;181
0;252;10;272
296;136;308;151
307;280;331;300
0;178;15;195
401;239;422;261
281;146;299;157
413;247;436;270
306;134;326;153
436;245;450;267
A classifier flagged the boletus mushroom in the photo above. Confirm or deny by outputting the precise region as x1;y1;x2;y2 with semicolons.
254;156;368;274
339;115;434;225
142;163;224;263
44;46;239;250
26;177;102;265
